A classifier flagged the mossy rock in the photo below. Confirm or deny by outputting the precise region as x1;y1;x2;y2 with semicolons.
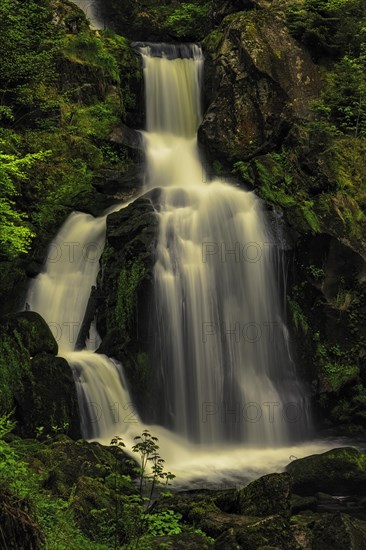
15;353;81;440
154;490;258;538
150;531;214;548
216;515;297;550
237;473;291;516
200;8;320;163
0;312;58;356
28;436;135;498
290;512;366;550
286;447;366;496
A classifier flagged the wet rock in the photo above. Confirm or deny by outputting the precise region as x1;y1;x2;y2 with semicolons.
92;166;144;197
109;124;144;150
96;195;159;417
215;515;298;550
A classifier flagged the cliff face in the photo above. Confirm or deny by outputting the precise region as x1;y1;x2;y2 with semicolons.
199;9;321;162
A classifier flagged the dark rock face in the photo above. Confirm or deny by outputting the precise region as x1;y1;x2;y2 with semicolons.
0;312;80;439
290;233;366;432
97;194;159;417
199;10;321;163
15;353;81;440
287;447;366;496
92;166;144;198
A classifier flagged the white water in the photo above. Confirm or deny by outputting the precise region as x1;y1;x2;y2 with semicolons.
26;204;146;442
25;44;339;486
141;45;310;445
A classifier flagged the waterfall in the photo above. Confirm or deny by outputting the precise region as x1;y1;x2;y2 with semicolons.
24;42;316;485
140;44;310;445
26;205;146;441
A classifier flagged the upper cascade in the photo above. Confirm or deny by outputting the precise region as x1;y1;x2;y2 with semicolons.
139;44;203;137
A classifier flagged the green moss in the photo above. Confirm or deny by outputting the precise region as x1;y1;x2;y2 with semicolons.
115;261;147;338
287;295;309;334
0;332;31;413
62;32;120;82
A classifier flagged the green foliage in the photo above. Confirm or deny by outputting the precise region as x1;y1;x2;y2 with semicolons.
0;0;60;106
115;260;147;337
314;333;359;392
286;0;366;61
62;32;120;83
315;52;366;137
0;148;50;258
165;3;210;37
144;509;182;536
287;295;309;334
112;430;176;506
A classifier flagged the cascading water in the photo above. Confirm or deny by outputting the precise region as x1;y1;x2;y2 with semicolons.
24;42;325;487
26;206;144;441
140;44;310;446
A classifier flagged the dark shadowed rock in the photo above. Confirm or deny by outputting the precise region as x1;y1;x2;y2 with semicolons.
286;447;366;496
109;124;143;150
15;353;81;440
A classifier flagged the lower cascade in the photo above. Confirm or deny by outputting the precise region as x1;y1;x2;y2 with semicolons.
26;43;313;481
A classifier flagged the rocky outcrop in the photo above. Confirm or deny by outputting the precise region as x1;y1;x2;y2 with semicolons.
153;449;366;548
199;9;321;163
287;447;366;496
97;194;159;417
0;312;80;439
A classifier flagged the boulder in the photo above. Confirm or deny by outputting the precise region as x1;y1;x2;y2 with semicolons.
237;473;291;516
215;514;298;550
0;311;58;356
199;9;320;163
15;353;81;440
286;447;366;496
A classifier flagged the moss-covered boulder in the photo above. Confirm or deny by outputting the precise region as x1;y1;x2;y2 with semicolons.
287;447;366;496
200;8;320;163
15;353;81;440
215;514;298;550
0;312;81;438
0;312;57;356
23;435;136;497
237;473;291;516
153;490;259;538
290;512;366;550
